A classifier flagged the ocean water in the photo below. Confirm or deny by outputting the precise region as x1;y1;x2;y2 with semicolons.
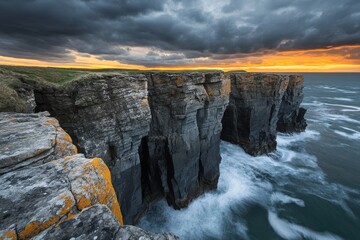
138;73;360;240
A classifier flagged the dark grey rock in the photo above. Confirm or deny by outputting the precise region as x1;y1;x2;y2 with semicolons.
144;72;230;209
277;75;307;132
221;73;289;156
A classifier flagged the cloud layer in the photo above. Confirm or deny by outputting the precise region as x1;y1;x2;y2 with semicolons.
0;0;359;66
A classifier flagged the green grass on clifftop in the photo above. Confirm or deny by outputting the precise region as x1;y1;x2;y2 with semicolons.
0;65;91;84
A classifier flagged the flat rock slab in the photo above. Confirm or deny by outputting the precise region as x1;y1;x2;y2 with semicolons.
0;112;77;174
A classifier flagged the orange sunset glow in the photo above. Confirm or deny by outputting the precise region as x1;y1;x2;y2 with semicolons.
1;45;359;72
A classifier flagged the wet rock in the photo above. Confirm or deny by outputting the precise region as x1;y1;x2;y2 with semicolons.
277;75;307;132
0;112;77;174
221;73;289;156
144;72;230;209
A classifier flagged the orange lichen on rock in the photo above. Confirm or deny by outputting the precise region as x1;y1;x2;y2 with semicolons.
65;156;123;224
19;217;58;239
55;128;78;156
57;193;76;216
0;230;17;240
90;158;123;224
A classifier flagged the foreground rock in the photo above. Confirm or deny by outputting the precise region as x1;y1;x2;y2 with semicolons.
221;73;289;156
34;73;151;223
0;112;177;239
33;204;178;240
143;72;230;209
0;112;77;174
277;75;307;132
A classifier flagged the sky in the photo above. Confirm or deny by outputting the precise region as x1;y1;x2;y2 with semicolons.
0;0;359;72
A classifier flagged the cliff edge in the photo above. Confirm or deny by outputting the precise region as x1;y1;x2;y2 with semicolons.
0;112;177;240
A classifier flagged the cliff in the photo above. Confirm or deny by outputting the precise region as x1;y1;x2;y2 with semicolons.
144;72;230;209
277;75;307;132
0;112;177;240
221;73;289;155
34;73;151;224
0;69;307;228
31;72;231;223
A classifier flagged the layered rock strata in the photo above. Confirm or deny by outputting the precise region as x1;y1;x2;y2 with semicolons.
144;72;231;209
0;70;307;226
34;74;151;224
0;112;77;174
221;73;290;156
0;112;122;239
0;112;177;240
32;72;231;223
277;75;307;132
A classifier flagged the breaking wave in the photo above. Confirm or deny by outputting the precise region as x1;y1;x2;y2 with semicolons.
139;130;357;239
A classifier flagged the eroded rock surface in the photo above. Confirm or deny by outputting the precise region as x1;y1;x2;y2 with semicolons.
0;112;77;174
34;73;151;224
144;72;230;209
221;73;290;156
33;204;178;240
0;112;123;239
0;153;123;239
277;75;307;132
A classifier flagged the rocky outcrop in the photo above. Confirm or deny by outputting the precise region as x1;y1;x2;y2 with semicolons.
0;112;77;174
144;72;230;209
32;72;231;222
33;73;151;224
0;112;178;240
0;112;122;239
277;75;307;132
1;70;307;226
221;73;290;156
33;204;178;240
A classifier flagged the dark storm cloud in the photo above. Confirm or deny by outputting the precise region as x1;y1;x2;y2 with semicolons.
0;0;359;66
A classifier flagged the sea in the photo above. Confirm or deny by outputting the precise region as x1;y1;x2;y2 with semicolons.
138;73;360;240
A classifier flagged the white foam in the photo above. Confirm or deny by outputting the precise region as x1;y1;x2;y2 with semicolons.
324;103;360;112
326;97;354;102
277;130;320;147
270;192;305;207
268;211;343;240
139;134;358;239
326;114;360;124
334;130;360;140
318;85;357;94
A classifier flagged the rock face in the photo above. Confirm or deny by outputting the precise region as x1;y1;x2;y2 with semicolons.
0;112;123;239
277;75;307;132
33;204;178;240
1;70;307;227
0;112;77;174
144;72;230;209
33;72;231;222
34;73;151;224
221;73;290;156
0;112;178;240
